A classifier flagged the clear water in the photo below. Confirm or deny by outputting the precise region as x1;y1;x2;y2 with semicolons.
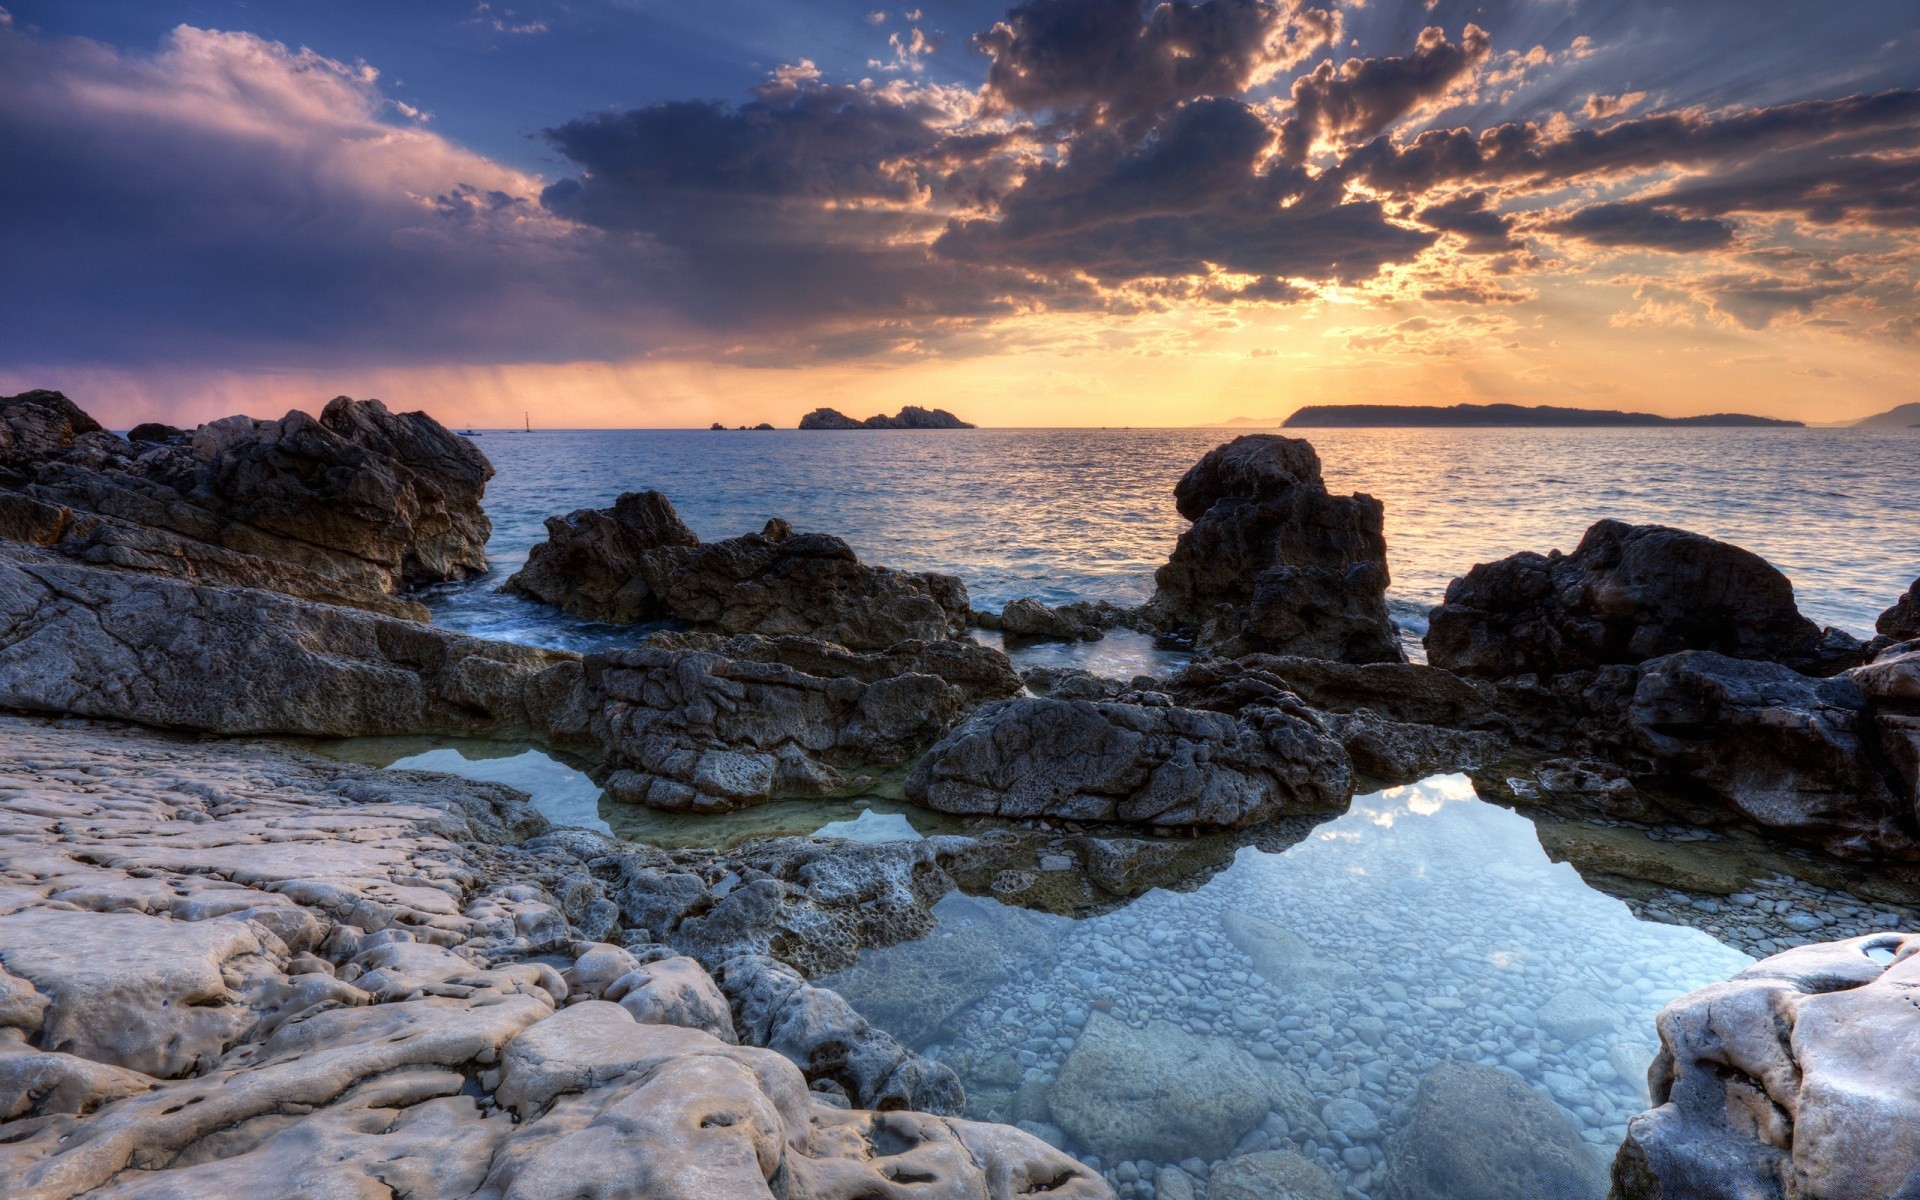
820;775;1755;1197
426;427;1920;657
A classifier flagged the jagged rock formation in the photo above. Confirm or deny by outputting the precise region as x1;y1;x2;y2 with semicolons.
906;693;1353;827
1426;519;1863;679
798;406;974;430
1612;933;1920;1200
506;492;969;651
1882;577;1920;641
0;391;492;617
0;718;1111;1200
584;632;1022;810
1149;435;1403;663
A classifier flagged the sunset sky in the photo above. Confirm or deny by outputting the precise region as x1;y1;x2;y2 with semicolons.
2;0;1916;428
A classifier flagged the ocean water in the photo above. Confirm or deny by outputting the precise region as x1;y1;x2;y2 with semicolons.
426;426;1920;654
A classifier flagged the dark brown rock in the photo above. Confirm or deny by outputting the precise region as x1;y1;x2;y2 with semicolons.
1880;578;1920;641
1149;435;1402;663
1426;520;1862;679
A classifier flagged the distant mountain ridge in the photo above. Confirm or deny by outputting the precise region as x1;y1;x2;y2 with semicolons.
799;405;975;429
1850;403;1920;429
1282;403;1803;428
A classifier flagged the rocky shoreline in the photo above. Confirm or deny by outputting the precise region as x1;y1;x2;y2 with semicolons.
3;388;1919;1198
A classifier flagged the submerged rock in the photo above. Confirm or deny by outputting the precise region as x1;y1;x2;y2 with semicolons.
0;391;492;615
906;695;1353;828
507;491;969;650
1220;909;1358;993
1881;578;1920;640
1382;1061;1607;1200
1210;1151;1343;1200
1613;933;1920;1200
1148;435;1403;663
584;632;1021;810
1427;519;1862;679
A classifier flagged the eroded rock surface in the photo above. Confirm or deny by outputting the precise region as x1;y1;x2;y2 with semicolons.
0;718;1111;1200
1427;520;1862;679
0;391;491;615
1148;435;1402;663
507;491;969;649
1882;579;1920;641
584;632;1021;810
1613;933;1920;1200
906;695;1353;828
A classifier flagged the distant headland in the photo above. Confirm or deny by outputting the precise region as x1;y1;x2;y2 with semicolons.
1850;403;1920;429
1282;403;1803;428
798;405;975;430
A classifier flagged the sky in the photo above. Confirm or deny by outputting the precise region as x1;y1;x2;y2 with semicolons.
1;0;1917;428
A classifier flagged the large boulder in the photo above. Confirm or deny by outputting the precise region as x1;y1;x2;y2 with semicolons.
507;493;969;650
0;549;583;740
584;632;1021;810
1612;933;1920;1200
906;694;1353;828
0;391;492;614
1210;1151;1342;1200
1881;578;1920;641
1427;520;1862;679
1149;435;1402;663
1382;1061;1607;1200
1625;651;1912;860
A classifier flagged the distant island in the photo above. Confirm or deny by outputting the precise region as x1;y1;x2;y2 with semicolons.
799;405;975;430
1282;403;1803;428
1851;403;1920;429
710;422;776;430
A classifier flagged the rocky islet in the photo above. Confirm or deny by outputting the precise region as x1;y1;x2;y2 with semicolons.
3;389;1920;1197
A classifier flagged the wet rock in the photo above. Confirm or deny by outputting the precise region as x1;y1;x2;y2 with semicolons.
1533;989;1621;1044
1050;1012;1281;1161
1528;816;1760;897
1148;435;1403;663
1613;933;1920;1200
906;695;1353;828
1626;651;1910;859
585;632;1020;810
1427;520;1862;679
0;550;584;740
1210;1150;1343;1200
1220;909;1358;992
1165;654;1499;728
1881;579;1920;641
507;491;969;650
1383;1061;1607;1200
999;597;1105;642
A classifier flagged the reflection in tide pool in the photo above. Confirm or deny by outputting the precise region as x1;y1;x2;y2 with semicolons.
388;745;612;833
822;776;1754;1198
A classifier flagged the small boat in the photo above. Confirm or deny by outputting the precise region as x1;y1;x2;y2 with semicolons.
459;429;483;437
522;412;532;433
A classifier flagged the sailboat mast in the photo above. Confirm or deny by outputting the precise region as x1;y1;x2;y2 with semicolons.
524;411;531;433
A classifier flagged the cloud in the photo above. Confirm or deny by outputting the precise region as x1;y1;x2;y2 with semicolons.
1277;24;1491;160
1414;189;1519;252
1540;200;1737;251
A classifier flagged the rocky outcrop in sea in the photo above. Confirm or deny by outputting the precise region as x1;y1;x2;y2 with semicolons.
798;405;975;429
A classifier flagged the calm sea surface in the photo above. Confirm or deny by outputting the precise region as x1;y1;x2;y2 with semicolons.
426;426;1920;652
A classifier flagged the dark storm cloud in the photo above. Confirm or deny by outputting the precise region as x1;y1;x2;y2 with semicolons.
976;0;1337;122
1540;200;1737;252
1276;24;1491;160
1414;190;1519;252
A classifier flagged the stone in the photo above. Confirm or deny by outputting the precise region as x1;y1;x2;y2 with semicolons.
1050;1013;1276;1161
1149;436;1403;663
0;390;103;471
1154;1166;1198;1200
1210;1150;1343;1200
586;632;1020;810
999;597;1104;642
507;491;969;650
1164;654;1499;728
906;695;1353;828
1382;1061;1607;1200
1532;989;1620;1044
1427;519;1862;679
1613;933;1920;1200
1221;909;1358;993
606;955;738;1043
1880;578;1920;641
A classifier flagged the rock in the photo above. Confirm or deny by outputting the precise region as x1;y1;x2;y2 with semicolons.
1613;933;1920;1200
1210;1150;1343;1200
1050;1013;1277;1161
1626;651;1910;859
606;955;738;1043
1000;596;1104;642
1155;1166;1198;1200
1;392;492;612
906;695;1353;828
1528;816;1760;897
1881;579;1920;640
1149;435;1403;663
0;550;585;740
799;406;975;430
1532;989;1620;1044
507;491;969;650
1319;710;1504;785
1382;1061;1607;1200
1021;665;1133;701
1165;653;1499;727
1221;909;1358;992
1427;519;1863;679
585;632;1020;810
